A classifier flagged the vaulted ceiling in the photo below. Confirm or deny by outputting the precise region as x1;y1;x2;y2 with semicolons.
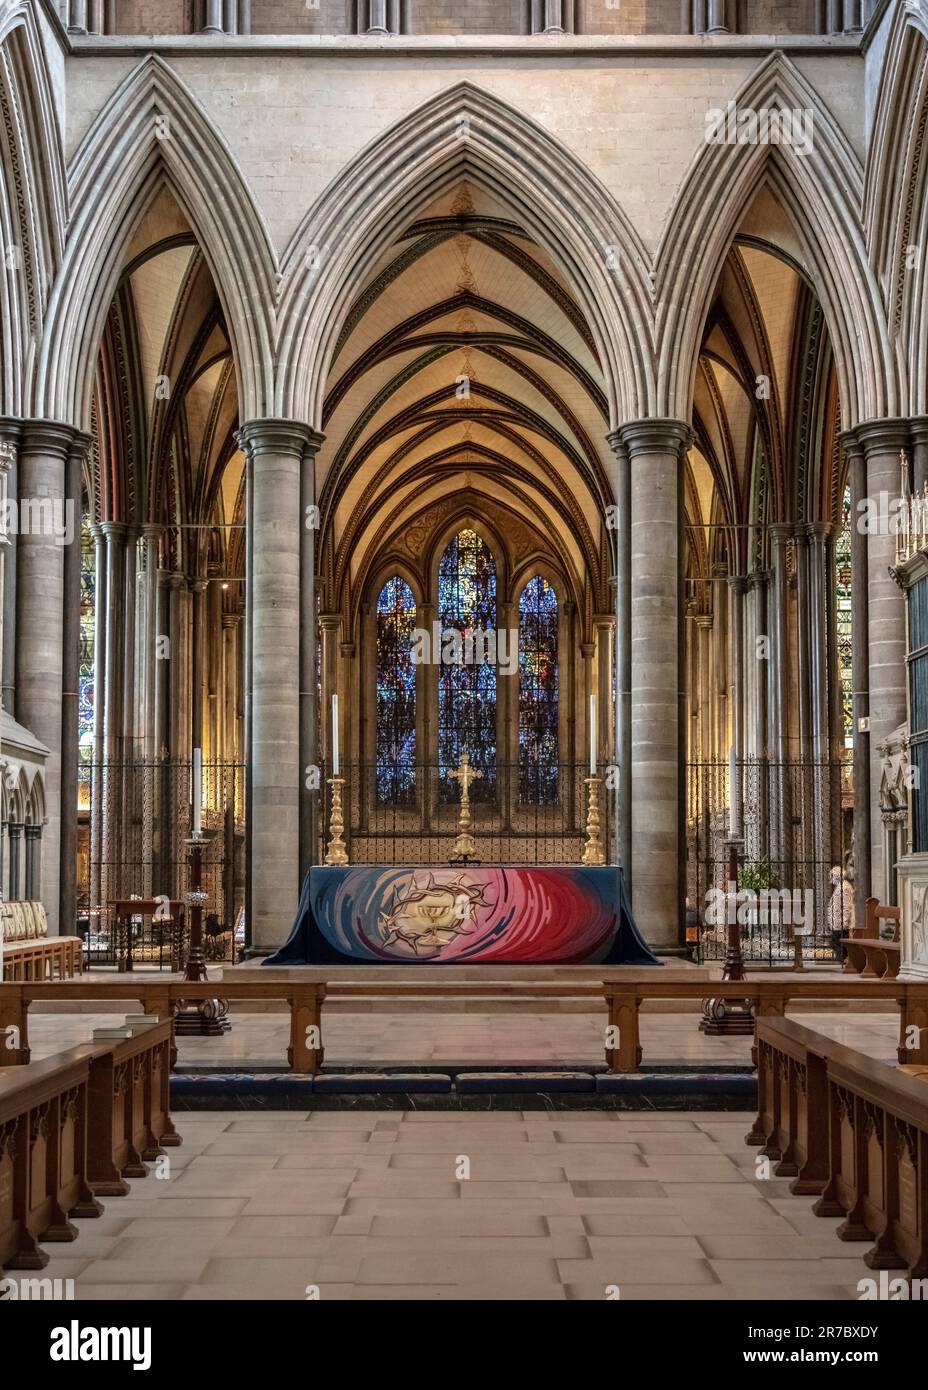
684;186;843;613
315;181;614;627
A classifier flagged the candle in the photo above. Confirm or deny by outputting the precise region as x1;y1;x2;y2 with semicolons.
192;747;202;835
589;694;596;776
332;693;340;776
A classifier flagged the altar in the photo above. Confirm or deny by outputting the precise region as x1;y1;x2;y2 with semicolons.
263;865;660;967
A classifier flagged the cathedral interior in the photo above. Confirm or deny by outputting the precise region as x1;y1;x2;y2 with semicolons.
1;0;928;1322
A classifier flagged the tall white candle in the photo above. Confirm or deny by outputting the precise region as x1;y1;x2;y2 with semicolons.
332;694;340;775
589;694;597;776
192;747;202;835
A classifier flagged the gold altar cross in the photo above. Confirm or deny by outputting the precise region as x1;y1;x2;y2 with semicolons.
449;753;482;862
449;752;482;801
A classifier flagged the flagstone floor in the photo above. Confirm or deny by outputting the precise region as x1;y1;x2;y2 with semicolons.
26;1008;900;1068
3;1109;882;1301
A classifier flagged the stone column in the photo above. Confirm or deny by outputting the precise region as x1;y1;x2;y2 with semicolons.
236;420;316;951
607;431;632;878
768;524;793;875
300;433;324;880
364;0;389;33
0;421;20;718
728;577;747;838
857;419;909;897
695;615;712;765
842;431;870;925
534;1;568;34
99;521;125;920
498;598;517;829
89;523;106;917
618;419;690;951
223;614;239;762
809;523;832;923
201;0;224;33
59;432;91;937
912;418;928;496
66;0;88;33
8;824;22;899
24;825;40;901
706;0;730;33
16;423;76;934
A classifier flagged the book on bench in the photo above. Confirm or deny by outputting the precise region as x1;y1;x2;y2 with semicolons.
92;1027;135;1040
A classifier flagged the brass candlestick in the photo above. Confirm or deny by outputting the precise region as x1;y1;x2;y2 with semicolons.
581;776;606;865
449;753;483;862
174;831;230;1038
700;837;754;1037
324;776;349;865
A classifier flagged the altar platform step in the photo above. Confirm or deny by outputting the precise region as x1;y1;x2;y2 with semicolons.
169;1063;756;1112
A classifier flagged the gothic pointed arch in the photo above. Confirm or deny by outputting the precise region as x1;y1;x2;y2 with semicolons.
34;55;276;430
656;52;894;430
276;81;655;431
0;4;67;416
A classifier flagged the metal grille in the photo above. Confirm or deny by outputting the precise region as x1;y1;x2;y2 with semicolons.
78;759;246;969
686;758;853;964
318;761;608;867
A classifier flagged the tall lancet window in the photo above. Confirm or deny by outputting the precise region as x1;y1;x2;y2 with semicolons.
438;528;497;797
518;576;559;804
78;517;96;789
836;485;853;749
375;577;417;804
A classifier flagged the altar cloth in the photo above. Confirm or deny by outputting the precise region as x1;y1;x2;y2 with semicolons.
263;865;661;967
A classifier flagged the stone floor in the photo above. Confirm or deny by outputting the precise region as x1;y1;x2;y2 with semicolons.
4;1109;878;1301
26;1008;900;1068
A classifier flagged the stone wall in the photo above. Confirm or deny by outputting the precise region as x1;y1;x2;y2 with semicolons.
116;0;191;32
102;0;826;36
251;1;354;34
64;49;865;256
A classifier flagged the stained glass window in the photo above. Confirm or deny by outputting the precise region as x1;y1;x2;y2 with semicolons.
78;518;95;786
376;577;417;804
518;576;559;804
836;485;853;748
438;529;496;798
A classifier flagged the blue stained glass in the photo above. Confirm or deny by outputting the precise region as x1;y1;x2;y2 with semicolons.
376;577;417;804
518;576;559;804
438;529;496;798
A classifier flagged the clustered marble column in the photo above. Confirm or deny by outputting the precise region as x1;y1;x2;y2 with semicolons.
236;420;322;952
855;420;910;900
820;0;873;34
530;1;574;34
357;0;403;33
689;1;734;35
618;419;690;950
197;0;252;35
14;422;79;936
608;432;632;877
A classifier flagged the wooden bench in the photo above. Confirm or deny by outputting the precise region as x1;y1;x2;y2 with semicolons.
0;1048;102;1270
0;1020;181;1272
749;1016;928;1281
1;901;83;981
843;896;902;980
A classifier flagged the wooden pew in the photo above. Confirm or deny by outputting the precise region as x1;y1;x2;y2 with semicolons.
86;1021;181;1195
843;897;902;980
748;1016;833;1196
0;1048;102;1270
0;1021;182;1272
751;1016;928;1281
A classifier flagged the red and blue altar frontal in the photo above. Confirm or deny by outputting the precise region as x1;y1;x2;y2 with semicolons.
264;866;660;967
